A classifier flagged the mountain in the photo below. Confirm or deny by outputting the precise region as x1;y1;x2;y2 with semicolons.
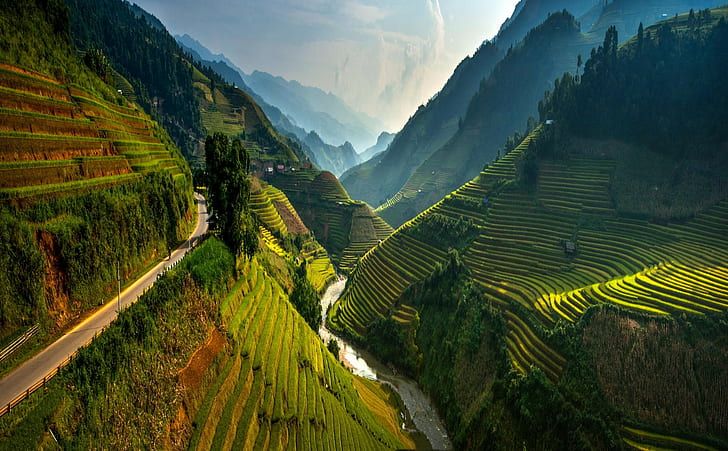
495;0;597;48
358;131;395;164
176;33;244;74
240;71;381;150
302;132;359;177
371;0;724;227
341;0;598;209
64;0;306;168
331;9;728;448
177;35;307;154
340;40;503;208
176;35;372;174
175;34;382;151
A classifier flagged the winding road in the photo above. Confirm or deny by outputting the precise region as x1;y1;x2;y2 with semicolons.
0;193;209;412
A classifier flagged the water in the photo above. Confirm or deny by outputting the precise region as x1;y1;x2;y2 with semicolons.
319;278;452;450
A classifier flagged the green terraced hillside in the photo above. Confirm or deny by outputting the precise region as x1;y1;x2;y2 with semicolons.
269;170;393;273
0;0;195;366
0;64;189;203
333;123;728;361
249;179;336;293
330;124;728;447
192;67;300;166
188;252;414;450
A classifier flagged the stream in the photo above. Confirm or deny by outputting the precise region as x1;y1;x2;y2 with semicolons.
319;278;452;450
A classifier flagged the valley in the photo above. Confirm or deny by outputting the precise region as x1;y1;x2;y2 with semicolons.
1;0;727;449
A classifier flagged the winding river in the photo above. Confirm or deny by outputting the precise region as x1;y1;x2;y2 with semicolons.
319;278;452;450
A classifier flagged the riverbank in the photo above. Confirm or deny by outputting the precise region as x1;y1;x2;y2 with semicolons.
319;278;452;450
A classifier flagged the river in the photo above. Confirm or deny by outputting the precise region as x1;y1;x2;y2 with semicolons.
319;278;452;450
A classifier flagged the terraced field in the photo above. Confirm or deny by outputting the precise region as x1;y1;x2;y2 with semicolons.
331;125;728;392
190;257;412;450
269;170;394;273
621;426;719;451
249;179;336;292
0;64;188;202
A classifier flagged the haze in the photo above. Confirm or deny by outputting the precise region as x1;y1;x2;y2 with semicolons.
132;0;519;131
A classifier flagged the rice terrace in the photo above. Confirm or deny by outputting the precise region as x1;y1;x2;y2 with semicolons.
1;0;727;450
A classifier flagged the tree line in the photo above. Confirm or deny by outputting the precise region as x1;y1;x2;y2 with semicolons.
539;11;728;157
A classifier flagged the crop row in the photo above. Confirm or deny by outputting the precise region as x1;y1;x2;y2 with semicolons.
0;173;141;202
0;67;70;102
0;157;131;188
259;226;288;258
250;190;288;235
0;109;97;137
0;86;79;118
190;257;407;450
0;134;114;161
332;233;447;333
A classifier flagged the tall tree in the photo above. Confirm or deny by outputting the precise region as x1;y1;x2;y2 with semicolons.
205;133;257;257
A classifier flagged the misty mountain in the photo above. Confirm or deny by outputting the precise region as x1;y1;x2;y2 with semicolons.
341;0;599;207
302;132;359;177
177;34;382;151
176;37;309;142
377;0;725;227
358;132;395;164
241;70;382;150
176;34;383;174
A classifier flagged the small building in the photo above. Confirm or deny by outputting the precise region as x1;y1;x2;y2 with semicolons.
545;119;555;126
263;162;274;175
276;164;285;173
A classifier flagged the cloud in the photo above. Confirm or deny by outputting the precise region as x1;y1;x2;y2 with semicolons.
133;0;515;131
342;1;389;24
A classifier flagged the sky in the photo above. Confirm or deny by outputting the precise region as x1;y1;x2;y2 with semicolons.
133;0;520;131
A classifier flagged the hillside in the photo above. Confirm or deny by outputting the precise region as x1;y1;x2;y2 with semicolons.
348;0;723;227
330;12;728;448
0;0;194;367
248;178;336;293
267;170;393;274
340;0;598;208
175;37;317;162
191;65;300;167
0;238;413;450
63;0;305;169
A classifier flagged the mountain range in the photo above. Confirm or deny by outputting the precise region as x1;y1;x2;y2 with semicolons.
176;34;385;175
342;0;723;226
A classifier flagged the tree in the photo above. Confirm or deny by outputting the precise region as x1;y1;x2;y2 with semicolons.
205;133;257;258
327;339;340;360
83;48;110;82
576;54;582;76
289;262;321;331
